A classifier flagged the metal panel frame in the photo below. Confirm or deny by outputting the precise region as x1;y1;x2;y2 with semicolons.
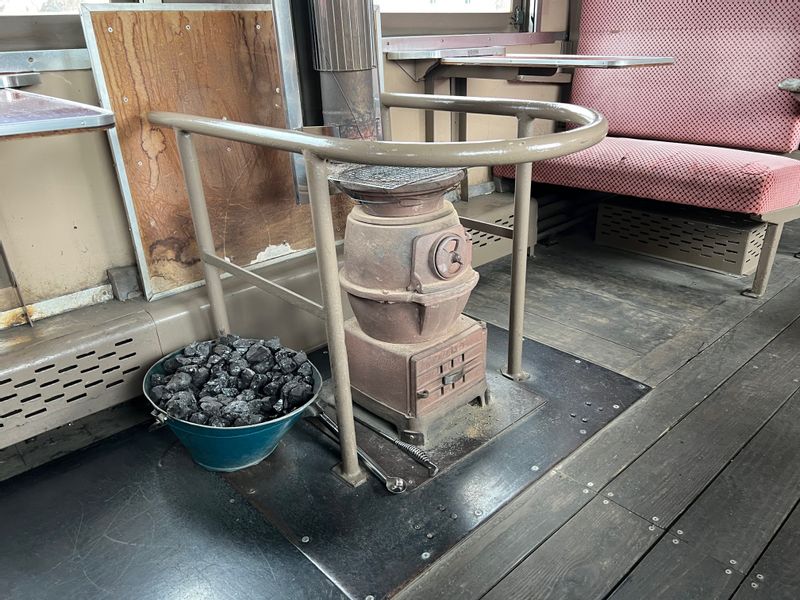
0;49;91;73
80;3;306;301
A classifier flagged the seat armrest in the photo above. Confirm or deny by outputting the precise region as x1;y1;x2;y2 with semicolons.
778;78;800;99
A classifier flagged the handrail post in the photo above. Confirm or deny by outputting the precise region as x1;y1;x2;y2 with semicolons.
176;131;231;337
503;115;535;381
304;150;366;487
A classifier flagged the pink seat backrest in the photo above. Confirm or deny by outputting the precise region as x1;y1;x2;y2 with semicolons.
570;0;800;153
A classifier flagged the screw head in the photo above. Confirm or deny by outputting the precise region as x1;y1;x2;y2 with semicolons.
575;359;582;364
421;551;431;560
414;524;421;530
648;525;656;531
451;513;458;519
579;429;587;435
607;492;614;497
365;596;375;600
582;488;590;494
676;529;684;535
756;574;764;581
185;24;191;30
725;569;732;575
426;533;434;539
751;583;758;589
438;504;446;511
730;559;737;565
581;418;588;423
652;516;660;522
301;536;310;544
585;401;592;406
672;538;679;545
603;499;609;505
530;465;539;471
474;509;483;516
107;27;113;33
613;404;620;409
256;23;262;30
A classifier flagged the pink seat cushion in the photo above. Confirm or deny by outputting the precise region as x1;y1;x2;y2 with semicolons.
494;137;800;215
571;0;800;153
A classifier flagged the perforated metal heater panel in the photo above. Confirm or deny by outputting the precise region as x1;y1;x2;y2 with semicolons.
596;199;767;276
0;312;162;449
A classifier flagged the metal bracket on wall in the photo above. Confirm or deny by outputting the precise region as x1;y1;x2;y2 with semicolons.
0;49;91;73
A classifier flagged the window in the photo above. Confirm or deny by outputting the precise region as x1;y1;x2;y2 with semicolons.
379;0;513;13
0;0;109;15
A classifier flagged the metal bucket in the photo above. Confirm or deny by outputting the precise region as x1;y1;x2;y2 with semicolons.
143;345;321;472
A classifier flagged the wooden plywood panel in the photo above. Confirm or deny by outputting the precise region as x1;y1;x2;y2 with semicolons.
86;8;351;297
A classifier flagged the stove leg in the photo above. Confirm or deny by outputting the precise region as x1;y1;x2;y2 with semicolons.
502;116;535;382
304;151;367;487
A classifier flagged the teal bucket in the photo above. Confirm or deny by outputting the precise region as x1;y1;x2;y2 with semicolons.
143;345;321;472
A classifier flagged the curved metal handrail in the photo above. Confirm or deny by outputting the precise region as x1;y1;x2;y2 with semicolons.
148;92;607;167
148;91;608;486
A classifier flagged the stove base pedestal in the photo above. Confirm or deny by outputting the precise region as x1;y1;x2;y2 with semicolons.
345;315;488;447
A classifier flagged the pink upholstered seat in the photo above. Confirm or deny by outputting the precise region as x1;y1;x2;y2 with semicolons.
495;0;800;217
494;138;800;214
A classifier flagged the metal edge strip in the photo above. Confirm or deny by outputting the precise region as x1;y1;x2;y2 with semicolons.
81;3;274;13
0;72;40;89
0;113;113;138
381;31;565;52
272;0;307;205
0;49;90;73
80;5;154;300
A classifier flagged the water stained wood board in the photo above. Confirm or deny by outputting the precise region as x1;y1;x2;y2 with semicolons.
82;5;352;298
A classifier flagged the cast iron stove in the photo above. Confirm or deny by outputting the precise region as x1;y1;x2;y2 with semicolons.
332;165;488;445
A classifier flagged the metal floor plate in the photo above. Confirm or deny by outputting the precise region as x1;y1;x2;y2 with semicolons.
224;323;649;599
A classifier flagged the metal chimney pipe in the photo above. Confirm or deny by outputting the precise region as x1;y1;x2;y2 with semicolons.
309;0;382;140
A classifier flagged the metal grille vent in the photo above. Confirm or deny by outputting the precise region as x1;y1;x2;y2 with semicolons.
0;313;162;449
597;200;767;276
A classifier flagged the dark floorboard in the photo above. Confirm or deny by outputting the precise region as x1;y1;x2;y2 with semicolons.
0;427;344;600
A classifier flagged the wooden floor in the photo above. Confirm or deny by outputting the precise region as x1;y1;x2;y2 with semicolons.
399;221;800;600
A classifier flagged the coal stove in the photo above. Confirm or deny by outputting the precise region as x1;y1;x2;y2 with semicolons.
333;165;488;446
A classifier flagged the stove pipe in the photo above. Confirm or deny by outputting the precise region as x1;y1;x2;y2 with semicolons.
309;0;382;140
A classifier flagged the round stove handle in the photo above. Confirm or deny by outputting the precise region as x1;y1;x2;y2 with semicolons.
432;234;465;279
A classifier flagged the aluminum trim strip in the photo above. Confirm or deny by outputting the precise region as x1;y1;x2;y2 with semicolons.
382;31;565;52
0;49;90;73
0;89;114;138
440;53;675;68
0;72;40;89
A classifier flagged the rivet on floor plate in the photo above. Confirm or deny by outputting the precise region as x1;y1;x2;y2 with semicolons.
570;413;577;418
637;383;647;390
583;488;590;494
581;418;588;423
247;488;256;495
426;533;434;539
585;401;592;406
756;574;764;581
607;492;614;497
365;595;375;600
613;404;620;409
579;429;587;435
414;524;421;530
676;529;684;535
421;552;431;560
587;482;594;487
603;499;609;505
648;525;655;531
725;569;732;575
598;407;604;411
229;498;235;504
301;536;310;544
575;359;582;364
530;465;539;471
451;513;458;519
672;539;679;545
751;583;759;589
730;559;737;565
474;510;483;516
438;505;446;511
652;516;660;522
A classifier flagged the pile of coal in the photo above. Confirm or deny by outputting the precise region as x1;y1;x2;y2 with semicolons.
149;334;316;427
